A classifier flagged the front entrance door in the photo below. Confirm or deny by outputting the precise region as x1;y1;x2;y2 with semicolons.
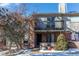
35;33;42;48
47;33;54;43
51;34;54;42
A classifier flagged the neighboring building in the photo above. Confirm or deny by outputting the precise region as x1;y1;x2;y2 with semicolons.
70;22;79;41
59;3;67;13
71;22;79;32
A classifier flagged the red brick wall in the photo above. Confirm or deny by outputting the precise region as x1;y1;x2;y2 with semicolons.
63;32;71;40
28;17;35;48
52;32;71;41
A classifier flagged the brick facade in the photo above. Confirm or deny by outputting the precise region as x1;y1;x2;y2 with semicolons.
28;17;35;48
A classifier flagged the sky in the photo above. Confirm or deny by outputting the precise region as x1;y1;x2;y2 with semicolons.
0;3;79;14
0;3;79;22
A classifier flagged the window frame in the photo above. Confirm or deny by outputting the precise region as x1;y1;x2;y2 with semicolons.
55;20;64;30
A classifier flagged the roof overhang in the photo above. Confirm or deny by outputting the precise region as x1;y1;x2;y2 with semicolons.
32;13;79;17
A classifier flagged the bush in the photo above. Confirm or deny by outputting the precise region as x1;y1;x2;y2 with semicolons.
55;34;68;50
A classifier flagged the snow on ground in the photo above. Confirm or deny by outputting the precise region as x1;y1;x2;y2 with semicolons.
0;50;9;56
32;48;79;56
0;48;32;56
0;48;79;56
39;48;79;53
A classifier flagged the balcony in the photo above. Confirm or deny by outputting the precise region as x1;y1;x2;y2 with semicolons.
35;24;64;32
35;26;64;30
35;16;65;32
35;22;64;30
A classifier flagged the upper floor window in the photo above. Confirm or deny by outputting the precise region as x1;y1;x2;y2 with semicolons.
54;17;64;29
38;17;48;25
55;17;62;21
37;17;55;29
55;21;63;29
35;16;64;30
47;17;55;28
36;17;48;29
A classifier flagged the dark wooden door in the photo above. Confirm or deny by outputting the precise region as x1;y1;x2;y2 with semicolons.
35;33;42;48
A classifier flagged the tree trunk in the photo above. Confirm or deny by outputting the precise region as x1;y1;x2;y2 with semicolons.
18;39;24;49
14;40;20;50
9;41;12;55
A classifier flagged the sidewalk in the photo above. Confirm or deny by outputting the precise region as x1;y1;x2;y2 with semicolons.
0;50;9;56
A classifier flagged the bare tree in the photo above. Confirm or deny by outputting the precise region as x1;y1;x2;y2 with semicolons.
17;3;27;15
0;7;29;54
